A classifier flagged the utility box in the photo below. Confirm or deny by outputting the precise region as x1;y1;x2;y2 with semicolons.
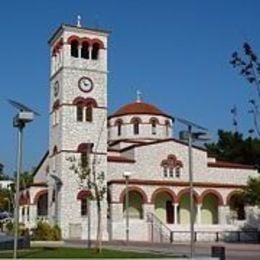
211;246;225;260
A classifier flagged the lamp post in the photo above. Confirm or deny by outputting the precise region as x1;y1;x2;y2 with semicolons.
122;171;131;244
8;100;38;259
178;117;209;259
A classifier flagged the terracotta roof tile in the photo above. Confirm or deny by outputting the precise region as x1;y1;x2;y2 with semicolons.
109;101;173;119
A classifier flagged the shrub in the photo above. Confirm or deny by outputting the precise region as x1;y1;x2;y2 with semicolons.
32;221;61;241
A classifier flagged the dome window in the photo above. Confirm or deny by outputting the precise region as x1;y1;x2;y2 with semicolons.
131;117;141;135
150;118;159;135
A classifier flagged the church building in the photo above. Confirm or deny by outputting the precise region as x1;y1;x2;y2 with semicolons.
18;22;259;242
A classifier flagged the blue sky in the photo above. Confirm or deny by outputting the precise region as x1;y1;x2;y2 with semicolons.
1;0;260;175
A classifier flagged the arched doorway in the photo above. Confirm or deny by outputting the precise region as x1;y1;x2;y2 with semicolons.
228;192;246;220
123;190;144;219
154;192;174;224
178;193;198;224
201;194;219;224
37;192;48;217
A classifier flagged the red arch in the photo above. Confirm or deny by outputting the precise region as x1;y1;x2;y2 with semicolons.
80;37;91;45
19;193;26;206
149;117;159;124
177;188;199;203
130;117;142;123
199;189;224;205
33;189;48;204
114;118;123;126
90;38;105;49
77;143;93;153
119;186;148;203
77;190;92;200
151;188;177;203
85;97;97;107
73;97;85;105
226;190;243;205
52;99;60;110
67;35;81;44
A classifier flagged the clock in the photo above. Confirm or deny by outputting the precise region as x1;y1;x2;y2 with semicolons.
54;81;59;97
78;77;93;93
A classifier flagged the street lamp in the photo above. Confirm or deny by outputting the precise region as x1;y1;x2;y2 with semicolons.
178;117;210;259
8;99;38;259
122;171;131;244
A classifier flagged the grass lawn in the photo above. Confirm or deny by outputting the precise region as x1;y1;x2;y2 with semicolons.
0;247;180;258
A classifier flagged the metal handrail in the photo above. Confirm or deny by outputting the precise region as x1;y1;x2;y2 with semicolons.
147;212;172;243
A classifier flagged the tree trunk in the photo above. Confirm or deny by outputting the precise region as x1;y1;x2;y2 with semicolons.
96;196;102;253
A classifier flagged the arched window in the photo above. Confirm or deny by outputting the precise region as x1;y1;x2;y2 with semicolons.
132;119;140;135
150;118;158;135
77;190;92;217
115;120;123;136
92;43;100;60
71;40;79;57
81;198;88;216
76;102;84;122
175;166;181;178
81;42;89;59
86;105;93;122
165;120;170;137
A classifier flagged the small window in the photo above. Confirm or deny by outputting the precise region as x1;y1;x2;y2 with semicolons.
165;121;170;137
86;106;93;122
77;105;83;122
117;121;122;136
22;207;25;216
133;120;139;135
151;120;157;135
81;198;88;216
175;167;181;178
163;167;168;177
169;168;174;177
81;42;89;59
92;43;100;60
71;40;79;57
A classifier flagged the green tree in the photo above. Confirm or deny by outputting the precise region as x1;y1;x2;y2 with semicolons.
243;177;260;206
205;130;260;169
67;151;106;253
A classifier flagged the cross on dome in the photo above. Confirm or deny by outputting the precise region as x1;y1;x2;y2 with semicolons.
77;15;82;27
136;89;142;103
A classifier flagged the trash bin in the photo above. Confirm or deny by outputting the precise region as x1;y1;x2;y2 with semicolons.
211;246;225;260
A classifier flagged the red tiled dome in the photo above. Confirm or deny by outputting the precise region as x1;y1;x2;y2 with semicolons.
109;101;172;119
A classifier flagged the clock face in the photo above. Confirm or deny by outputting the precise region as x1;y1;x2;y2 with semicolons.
54;81;59;97
78;77;93;93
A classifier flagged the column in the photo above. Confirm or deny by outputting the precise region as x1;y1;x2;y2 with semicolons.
173;203;178;224
197;204;202;225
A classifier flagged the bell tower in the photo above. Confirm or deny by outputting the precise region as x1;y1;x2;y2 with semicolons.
48;21;110;239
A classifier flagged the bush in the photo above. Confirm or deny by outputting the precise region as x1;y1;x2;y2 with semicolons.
32;221;61;241
5;221;28;236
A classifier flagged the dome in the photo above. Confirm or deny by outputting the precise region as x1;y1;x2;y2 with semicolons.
109;101;173;119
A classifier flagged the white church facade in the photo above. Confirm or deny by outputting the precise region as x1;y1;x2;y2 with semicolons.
18;23;260;242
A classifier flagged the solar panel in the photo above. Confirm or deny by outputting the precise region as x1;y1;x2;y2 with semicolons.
176;116;208;131
8;99;40;116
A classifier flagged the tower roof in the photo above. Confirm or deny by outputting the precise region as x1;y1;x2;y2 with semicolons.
109;101;173;120
48;24;111;45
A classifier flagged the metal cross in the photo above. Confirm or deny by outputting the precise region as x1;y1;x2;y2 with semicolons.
77;15;82;27
136;89;142;102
